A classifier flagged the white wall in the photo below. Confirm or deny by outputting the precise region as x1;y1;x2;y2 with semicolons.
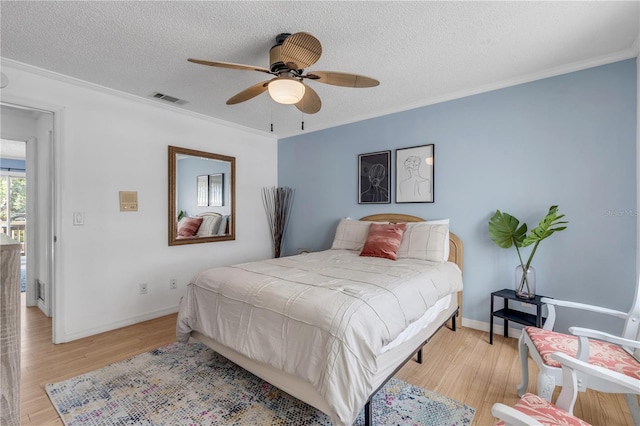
34;112;54;314
1;60;278;342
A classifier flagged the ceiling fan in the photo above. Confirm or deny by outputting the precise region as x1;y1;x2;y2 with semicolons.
188;32;379;114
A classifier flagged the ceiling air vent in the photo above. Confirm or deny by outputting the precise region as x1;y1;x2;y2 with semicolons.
150;92;188;105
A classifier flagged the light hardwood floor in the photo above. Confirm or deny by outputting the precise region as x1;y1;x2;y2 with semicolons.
20;302;635;425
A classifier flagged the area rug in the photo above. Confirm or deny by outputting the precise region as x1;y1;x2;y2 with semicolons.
46;342;475;426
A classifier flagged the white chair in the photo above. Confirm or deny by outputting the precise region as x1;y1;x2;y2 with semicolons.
493;352;640;425
516;278;640;425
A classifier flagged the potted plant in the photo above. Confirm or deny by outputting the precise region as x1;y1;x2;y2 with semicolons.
488;205;568;299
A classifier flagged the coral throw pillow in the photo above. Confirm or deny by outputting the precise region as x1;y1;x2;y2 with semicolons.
177;217;203;237
360;223;407;260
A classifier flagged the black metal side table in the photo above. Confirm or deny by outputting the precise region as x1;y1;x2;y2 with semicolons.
490;289;549;344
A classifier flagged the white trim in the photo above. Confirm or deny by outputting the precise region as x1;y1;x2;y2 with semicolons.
37;298;49;317
278;48;638;138
62;306;179;343
0;170;25;177
1;94;65;343
0;58;278;140
636;6;640;291
4;49;636;141
462;317;524;341
25;136;37;308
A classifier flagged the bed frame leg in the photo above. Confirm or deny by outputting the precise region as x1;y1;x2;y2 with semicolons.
451;312;457;331
364;399;372;426
416;347;423;364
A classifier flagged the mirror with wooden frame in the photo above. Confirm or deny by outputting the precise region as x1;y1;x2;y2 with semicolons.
168;145;236;246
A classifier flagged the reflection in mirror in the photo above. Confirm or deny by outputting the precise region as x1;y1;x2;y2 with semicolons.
168;146;235;246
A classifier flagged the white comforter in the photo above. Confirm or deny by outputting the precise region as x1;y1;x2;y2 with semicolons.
176;249;462;425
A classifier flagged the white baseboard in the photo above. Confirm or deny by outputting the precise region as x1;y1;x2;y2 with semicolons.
62;305;179;343
37;299;51;317
461;317;523;340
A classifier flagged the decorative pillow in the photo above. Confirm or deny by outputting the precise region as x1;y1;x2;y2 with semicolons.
360;223;407;260
331;218;378;251
177;216;203;237
396;223;448;262
196;214;222;236
216;215;229;235
425;219;450;261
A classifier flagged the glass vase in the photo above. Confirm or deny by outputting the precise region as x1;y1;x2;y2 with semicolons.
515;265;536;299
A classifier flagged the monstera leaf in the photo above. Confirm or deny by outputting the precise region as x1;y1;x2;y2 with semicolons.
488;210;528;249
488;205;569;296
522;205;568;248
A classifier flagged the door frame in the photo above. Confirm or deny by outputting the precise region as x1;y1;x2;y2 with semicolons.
1;95;64;343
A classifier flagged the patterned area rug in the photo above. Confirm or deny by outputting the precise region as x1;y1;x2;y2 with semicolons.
46;342;475;426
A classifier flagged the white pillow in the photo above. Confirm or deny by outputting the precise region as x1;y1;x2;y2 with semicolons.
196;213;222;236
425;218;450;261
397;221;450;262
216;215;229;235
331;217;387;251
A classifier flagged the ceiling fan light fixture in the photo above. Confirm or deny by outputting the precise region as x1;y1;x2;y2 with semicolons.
268;77;305;104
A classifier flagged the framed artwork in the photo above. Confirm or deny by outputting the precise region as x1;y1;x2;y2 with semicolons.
196;175;208;206
395;144;434;203
358;150;391;204
208;173;224;207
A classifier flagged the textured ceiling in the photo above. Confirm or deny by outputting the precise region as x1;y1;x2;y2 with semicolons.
1;1;638;138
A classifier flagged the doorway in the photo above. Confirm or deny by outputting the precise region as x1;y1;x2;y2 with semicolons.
0;169;26;291
0;103;56;337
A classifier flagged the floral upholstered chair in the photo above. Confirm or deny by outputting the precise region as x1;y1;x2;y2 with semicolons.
516;278;640;425
493;352;639;425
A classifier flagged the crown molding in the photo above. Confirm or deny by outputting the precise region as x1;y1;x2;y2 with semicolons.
3;48;635;142
278;47;638;139
0;58;278;140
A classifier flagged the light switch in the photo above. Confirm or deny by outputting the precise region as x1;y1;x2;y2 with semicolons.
73;212;84;226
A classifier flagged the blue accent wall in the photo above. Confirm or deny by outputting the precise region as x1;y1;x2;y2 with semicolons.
176;156;231;217
278;59;637;333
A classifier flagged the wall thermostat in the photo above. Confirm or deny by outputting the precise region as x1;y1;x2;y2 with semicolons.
119;191;138;211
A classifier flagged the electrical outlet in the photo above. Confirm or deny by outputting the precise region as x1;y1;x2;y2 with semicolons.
170;278;177;290
73;212;84;226
139;283;148;294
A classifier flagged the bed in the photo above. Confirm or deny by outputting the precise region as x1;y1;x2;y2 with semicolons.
176;213;464;425
176;212;230;238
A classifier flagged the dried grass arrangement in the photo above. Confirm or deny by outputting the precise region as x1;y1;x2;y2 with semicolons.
261;186;295;258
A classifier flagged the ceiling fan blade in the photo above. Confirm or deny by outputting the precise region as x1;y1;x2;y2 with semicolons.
295;84;321;114
280;32;322;70
188;58;272;74
305;71;379;88
226;80;270;105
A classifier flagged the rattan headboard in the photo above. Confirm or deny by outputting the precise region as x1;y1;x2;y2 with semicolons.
359;213;463;272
